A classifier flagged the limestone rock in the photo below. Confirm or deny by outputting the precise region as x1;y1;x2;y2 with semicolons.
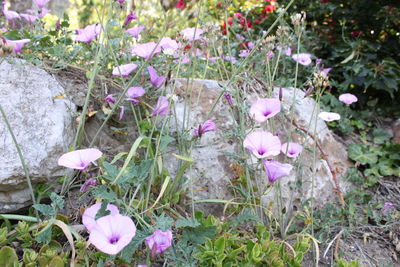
0;58;76;212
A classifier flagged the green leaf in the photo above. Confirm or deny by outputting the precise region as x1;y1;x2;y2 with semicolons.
102;162;119;182
176;218;200;228
232;208;261;227
372;127;392;144
95;201;111;220
181;226;216;245
214;237;225;255
92;185;118;202
120;229;153;263
159;135;175;152
33;204;55;217
348;144;378;165
36;226;52;244
50;193;64;210
155;213;174;231
0;246;18;265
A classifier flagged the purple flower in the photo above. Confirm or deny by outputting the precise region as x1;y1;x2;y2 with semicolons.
131;42;161;59
4;39;30;53
339;93;358;105
243;131;281;159
224;56;237;63
318;112;341;122
224;92;234;106
105;94;116;104
125;25;144;38
239;50;250;58
193;120;216;137
267;51;274;59
33;0;49;9
75;24;101;43
292;53;312;66
80;178;97;192
281;142;303;158
126;87;145;104
145;229;173;256
38;7;50;18
208;56;221;63
123;11;137;27
152;96;169;116
160;37;180;54
82;202;120;232
57;148;103;170
3;9;20;21
89;214;136;255
247;42;255;49
119;106;125;120
321;68;332;76
264;160;293;183
116;0;125;4
20;13;38;23
383;202;394;215
181;27;203;41
249;98;281;123
112;63;138;77
147;66;165;88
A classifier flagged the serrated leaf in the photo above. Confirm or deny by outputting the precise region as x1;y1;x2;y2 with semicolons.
176;218;200;228
33;204;55;217
92;185;118;202
232;208;261;227
120;229;153;263
102;162;119;182
348;144;378;165
181;226;216;245
50;193;64;210
155;213;174;231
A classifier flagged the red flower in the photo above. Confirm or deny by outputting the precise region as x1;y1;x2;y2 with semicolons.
175;0;187;10
263;4;276;13
184;44;191;51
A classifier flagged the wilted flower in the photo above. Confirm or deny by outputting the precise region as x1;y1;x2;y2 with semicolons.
82;202;120;232
152;96;169;116
264;160;293;183
193;120;216;137
181;27;203;41
115;0;125;4
148;66;165;88
112;63;138;77
58;148;102;170
4;39;30;53
20;13;38;24
339;93;358;105
383;202;395;215
2;9;20;21
89;214;136;255
119;106;125;120
75;24;101;43
321;68;332;75
145;229;173;256
249;98;281;123
243;131;281;159
123;11;137;27
125;25;144;38
105;94;116;104
33;0;50;9
80;178;97;192
318;112;341;122
126;87;145;104
281;142;303;158
224;92;234;105
131;42;161;59
292;53;312;66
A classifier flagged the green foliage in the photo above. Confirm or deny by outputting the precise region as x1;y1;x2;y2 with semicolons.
0;246;19;266
336;259;362;267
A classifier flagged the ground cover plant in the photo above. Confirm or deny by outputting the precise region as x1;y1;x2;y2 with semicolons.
0;0;399;266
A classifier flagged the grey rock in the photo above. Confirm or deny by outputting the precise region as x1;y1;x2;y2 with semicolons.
0;58;76;212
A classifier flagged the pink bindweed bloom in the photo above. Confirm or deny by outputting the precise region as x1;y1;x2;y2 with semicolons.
3;9;20;21
292;53;312;66
263;160;293;183
145;229;173;256
75;24;101;43
125;25;144;38
276;46;291;56
339;93;358;105
224;92;234;106
247;42;255;49
33;0;49;9
123;11;137;27
0;27;7;32
239;50;250;58
112;63;138;77
116;0;125;4
4;39;30;53
224;56;237;63
249;98;281;123
267;51;274;59
38;7;50;18
147;66;165;88
82;202;120;232
193;120;216;137
105;94;116;104
80;178;97;192
281;142;303;158
243;131;281;159
20;13;38;23
131;42;161;59
126;87;145;104
321;68;332;76
89;213;136;255
208;56;221;63
159;37;180;54
119;106;125;120
181;27;203;41
318;112;341;122
152;96;169;116
58;148;103;170
138;265;147;267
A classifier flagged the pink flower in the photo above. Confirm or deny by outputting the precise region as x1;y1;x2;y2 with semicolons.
119;106;125;120
38;7;50;18
181;27;203;41
126;87;145;104
75;24;101;43
383;202;394;215
224;92;234;105
4;39;30;53
281;142;303;158
263;160;293;183
147;66;165;88
112;63;138;77
277;46;291;56
239;50;250;57
152;96;169;116
125;25;144;38
193;120;216;137
3;9;20;21
80;178;97;192
321;68;332;75
318;112;341;122
243;131;281;159
89;214;136;255
33;0;50;9
267;51;274;59
116;0;125;4
145;229;173;256
249;98;281;123
20;13;39;23
131;42;161;59
224;56;237;63
159;37;180;53
339;93;358;105
175;0;187;9
123;11;137;27
292;53;312;66
105;94;116;104
57;148;103;170
82;202;120;232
